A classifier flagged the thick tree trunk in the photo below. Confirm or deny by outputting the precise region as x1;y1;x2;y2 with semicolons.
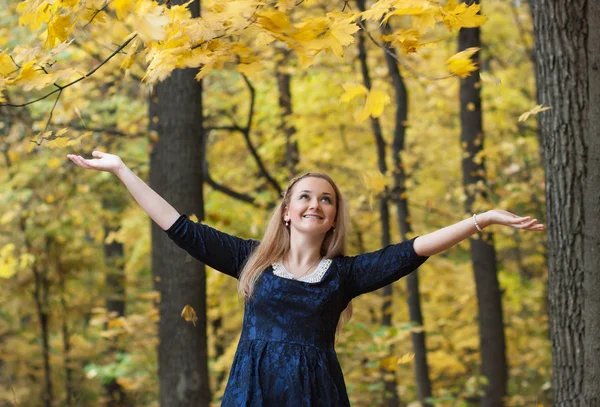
355;5;398;405
379;24;433;407
458;6;507;406
583;2;600;405
530;0;591;404
148;1;209;404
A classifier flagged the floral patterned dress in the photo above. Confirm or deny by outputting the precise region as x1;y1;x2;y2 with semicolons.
166;214;429;406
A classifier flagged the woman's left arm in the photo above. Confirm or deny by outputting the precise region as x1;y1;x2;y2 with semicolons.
413;209;545;257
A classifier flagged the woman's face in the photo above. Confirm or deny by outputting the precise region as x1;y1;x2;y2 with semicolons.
284;177;337;236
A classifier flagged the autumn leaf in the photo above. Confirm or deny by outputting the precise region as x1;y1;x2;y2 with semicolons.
518;104;551;122
397;352;415;364
447;47;479;78
340;83;367;103
181;304;198;326
0;244;18;279
442;0;487;31
46;14;72;48
0;53;17;76
356;88;390;121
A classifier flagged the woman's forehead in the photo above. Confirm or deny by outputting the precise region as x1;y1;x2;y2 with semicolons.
293;177;335;195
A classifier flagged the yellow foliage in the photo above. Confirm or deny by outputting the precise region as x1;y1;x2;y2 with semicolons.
396;352;415;365
0;53;17;76
447;47;479;78
356;88;390;121
340;83;368;103
442;0;488;31
46;14;72;49
0;244;18;278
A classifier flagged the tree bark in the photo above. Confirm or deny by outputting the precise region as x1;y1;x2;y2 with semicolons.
530;0;591;404
458;4;507;405
355;3;398;404
148;0;209;405
583;1;600;405
276;51;299;177
379;23;433;407
102;195;129;407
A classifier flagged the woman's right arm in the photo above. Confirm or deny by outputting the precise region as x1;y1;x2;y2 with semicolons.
67;151;180;230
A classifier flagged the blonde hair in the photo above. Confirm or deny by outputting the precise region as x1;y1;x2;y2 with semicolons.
238;172;353;336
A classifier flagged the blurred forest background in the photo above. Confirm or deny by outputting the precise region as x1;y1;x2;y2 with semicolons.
1;0;595;406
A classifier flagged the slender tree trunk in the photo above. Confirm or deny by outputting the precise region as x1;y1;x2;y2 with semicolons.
458;4;507;405
276;50;299;177
584;2;600;404
530;0;591;404
33;260;52;407
102;195;128;407
355;5;398;405
149;0;209;405
378;23;433;407
57;259;74;407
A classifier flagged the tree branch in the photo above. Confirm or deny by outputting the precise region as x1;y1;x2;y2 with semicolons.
203;160;260;207
1;35;137;108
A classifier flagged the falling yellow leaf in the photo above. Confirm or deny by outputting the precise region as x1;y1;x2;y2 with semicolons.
397;352;415;364
340;83;368;103
518;104;551;122
181;304;198;326
47;137;71;149
237;62;264;77
356;88;390;121
442;0;488;31
48;157;61;168
447;47;479;78
189;214;199;223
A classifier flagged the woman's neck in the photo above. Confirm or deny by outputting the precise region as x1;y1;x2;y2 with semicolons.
285;232;325;266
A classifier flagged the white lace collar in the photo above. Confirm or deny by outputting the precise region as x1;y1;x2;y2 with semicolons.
272;258;332;283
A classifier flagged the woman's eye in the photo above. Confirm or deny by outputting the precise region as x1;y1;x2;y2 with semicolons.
299;194;309;199
321;197;332;203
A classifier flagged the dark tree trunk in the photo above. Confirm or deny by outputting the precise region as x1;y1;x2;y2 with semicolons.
379;23;433;407
33;256;52;407
458;4;507;406
584;2;600;405
530;0;594;404
102;195;129;407
355;3;398;404
148;1;209;405
57;259;74;407
276;51;299;177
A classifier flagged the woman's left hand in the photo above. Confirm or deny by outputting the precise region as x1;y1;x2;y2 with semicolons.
481;209;545;231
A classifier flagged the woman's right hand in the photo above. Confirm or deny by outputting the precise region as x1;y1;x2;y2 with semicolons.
67;151;124;175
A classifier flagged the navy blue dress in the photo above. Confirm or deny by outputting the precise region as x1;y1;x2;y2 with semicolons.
166;214;429;406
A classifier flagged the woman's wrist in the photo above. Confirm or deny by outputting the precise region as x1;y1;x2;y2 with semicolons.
475;211;492;229
114;161;128;178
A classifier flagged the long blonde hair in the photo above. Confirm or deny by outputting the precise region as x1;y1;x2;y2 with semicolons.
238;172;353;336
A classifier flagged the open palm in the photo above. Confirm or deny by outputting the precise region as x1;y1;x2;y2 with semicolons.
488;209;545;231
67;151;123;174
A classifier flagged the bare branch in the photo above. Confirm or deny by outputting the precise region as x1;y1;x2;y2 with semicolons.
204;161;260;207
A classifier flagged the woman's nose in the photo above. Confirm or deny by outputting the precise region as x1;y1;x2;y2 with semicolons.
309;198;320;209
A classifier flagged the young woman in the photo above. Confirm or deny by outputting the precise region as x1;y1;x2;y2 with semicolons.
67;150;544;406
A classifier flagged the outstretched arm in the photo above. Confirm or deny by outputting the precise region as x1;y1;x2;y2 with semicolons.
67;151;180;230
412;210;544;257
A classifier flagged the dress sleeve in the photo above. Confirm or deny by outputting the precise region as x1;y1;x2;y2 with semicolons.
164;214;258;279
340;237;429;300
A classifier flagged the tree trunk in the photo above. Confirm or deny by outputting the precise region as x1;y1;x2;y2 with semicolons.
148;0;209;404
276;51;299;177
530;0;590;404
458;4;507;405
379;23;433;407
102;194;128;407
33;261;52;407
583;2;600;405
355;4;398;404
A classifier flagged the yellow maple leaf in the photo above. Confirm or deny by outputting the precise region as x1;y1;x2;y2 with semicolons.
363;170;388;196
340;83;368;103
356;88;390;121
447;47;479;78
46;14;72;49
181;304;198;326
18;0;51;31
397;352;415;364
113;0;136;21
442;0;487;31
0;54;17;76
237;62;264;77
518;104;551;122
133;9;170;43
47;137;71;149
0;244;18;279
